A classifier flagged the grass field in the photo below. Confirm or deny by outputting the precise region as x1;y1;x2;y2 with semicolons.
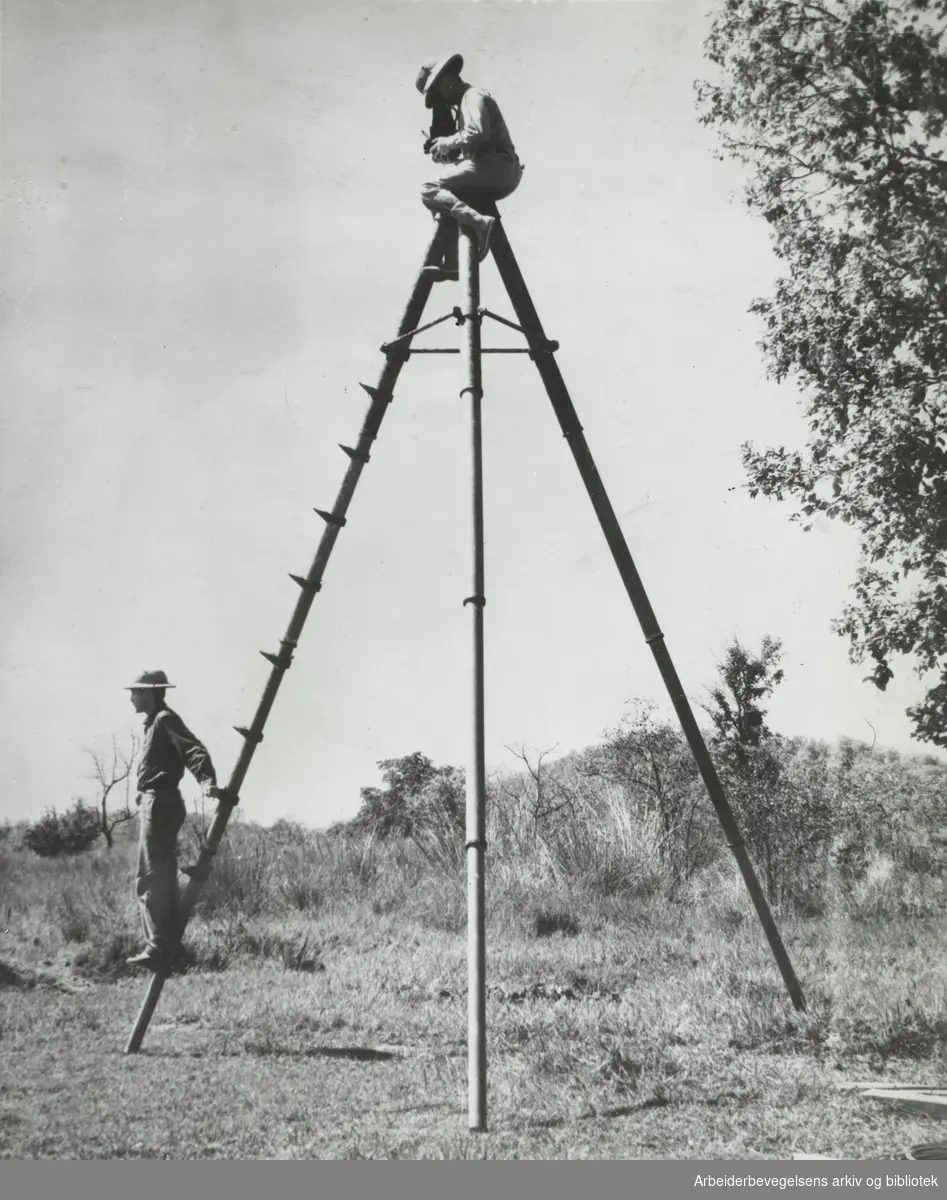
2;813;946;1160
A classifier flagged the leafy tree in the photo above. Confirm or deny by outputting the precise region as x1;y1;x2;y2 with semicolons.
703;635;785;767
353;752;463;841
701;636;833;905
587;702;713;882
22;799;101;857
833;737;947;882
698;0;947;746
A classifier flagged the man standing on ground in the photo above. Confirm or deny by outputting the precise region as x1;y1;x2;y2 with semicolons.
125;669;224;970
416;53;523;282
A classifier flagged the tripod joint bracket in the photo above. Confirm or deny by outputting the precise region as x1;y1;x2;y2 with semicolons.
528;339;560;359
463;594;486;609
644;631;665;645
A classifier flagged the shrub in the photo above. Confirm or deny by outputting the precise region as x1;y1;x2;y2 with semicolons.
22;800;101;858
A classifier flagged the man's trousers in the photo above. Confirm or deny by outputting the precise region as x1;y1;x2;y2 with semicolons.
421;152;523;231
135;788;187;957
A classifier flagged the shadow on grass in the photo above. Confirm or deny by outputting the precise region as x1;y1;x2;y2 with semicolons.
0;959;37;990
525;1096;672;1129
134;1041;408;1062
243;1043;404;1062
384;1100;461;1116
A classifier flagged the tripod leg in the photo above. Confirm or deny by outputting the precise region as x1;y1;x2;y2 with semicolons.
488;220;806;1013
124;219;455;1055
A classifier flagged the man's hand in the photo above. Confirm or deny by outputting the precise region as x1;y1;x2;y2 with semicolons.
430;138;455;164
203;783;239;806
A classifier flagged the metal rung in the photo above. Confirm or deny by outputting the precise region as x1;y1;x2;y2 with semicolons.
234;726;263;744
314;508;347;528
289;573;321;592
260;650;293;669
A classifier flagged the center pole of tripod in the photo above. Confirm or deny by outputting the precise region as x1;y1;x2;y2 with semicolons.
459;223;488;1134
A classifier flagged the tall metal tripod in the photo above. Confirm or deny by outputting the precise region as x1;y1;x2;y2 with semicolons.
124;194;806;1136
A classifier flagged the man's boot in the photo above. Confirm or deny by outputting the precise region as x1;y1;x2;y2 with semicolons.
470;213;495;262
423;213;494;276
422;220;459;282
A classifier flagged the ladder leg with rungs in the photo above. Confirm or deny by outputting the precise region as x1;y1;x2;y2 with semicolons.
124;219;454;1055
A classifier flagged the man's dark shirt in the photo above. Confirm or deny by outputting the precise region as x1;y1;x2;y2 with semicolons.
138;704;217;793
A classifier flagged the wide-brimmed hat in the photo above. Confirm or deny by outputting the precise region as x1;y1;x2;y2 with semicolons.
125;669;176;690
416;53;463;108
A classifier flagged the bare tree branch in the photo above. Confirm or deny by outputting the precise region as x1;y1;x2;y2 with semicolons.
85;730;139;849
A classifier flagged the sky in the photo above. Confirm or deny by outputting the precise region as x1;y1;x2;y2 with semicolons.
1;0;941;830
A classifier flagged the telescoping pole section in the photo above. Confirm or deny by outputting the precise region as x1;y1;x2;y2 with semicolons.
124;220;454;1055
459;226;488;1133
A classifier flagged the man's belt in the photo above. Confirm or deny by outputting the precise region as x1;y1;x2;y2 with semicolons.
464;146;517;159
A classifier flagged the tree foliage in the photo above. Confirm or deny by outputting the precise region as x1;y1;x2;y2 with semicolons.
585;703;713;883
703;635;785;766
352;752;464;842
698;0;947;745
701;637;833;904
22;799;102;858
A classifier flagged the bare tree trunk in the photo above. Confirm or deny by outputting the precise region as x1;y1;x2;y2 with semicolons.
88;731;139;850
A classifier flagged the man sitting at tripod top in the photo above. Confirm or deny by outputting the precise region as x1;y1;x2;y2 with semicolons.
416;53;523;282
